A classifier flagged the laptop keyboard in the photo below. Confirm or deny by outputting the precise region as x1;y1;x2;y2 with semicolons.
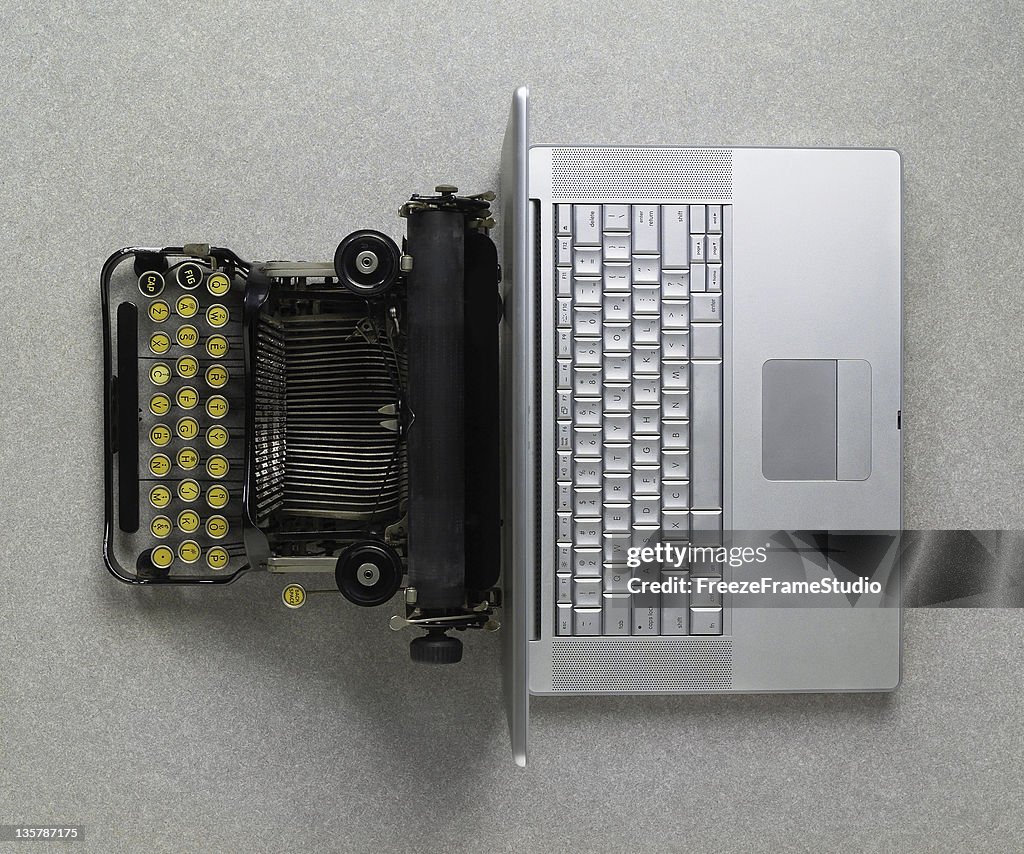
553;203;729;637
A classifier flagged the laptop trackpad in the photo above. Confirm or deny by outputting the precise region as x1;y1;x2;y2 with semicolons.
762;360;872;481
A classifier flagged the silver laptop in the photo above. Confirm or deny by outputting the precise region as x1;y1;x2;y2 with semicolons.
500;87;902;765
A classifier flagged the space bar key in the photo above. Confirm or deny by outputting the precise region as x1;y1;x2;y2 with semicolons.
690;360;723;509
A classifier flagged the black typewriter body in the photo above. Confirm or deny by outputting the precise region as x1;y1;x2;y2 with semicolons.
103;189;501;663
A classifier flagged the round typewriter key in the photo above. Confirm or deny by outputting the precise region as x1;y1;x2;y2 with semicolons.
138;270;165;297
178;540;201;564
206;484;229;509
282;584;306;609
206;424;229;449
206;334;229;358
151;545;174;569
176;324;199;348
150;515;173;539
207;271;231;297
149;362;171;386
176;385;199;410
149;331;171;355
176;261;204;290
176;355;199;378
206;304;229;328
205;364;229;388
206;546;229;570
176;417;200;440
176;446;199;470
149;484;172;509
205;515;229;539
149;424;172;447
175;294;199;318
149;393;171;416
177;478;201;502
177;509;201;534
149;454;171;476
205;395;229;419
205;454;229;478
148;300;170;322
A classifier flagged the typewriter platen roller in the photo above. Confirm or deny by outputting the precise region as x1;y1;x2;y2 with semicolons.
102;188;501;663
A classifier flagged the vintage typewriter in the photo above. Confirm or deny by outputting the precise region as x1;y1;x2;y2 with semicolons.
102;187;501;664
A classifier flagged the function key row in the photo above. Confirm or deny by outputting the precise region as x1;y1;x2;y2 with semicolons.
151;543;230;571
139;266;232;298
557;204;723;241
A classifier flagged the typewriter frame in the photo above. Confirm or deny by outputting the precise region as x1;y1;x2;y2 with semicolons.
103;190;503;662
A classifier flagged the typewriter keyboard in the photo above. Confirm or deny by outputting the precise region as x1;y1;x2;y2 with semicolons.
132;260;245;575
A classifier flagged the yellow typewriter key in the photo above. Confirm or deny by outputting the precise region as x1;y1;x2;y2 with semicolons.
176;416;200;440
176;447;199;471
206;546;229;570
148;300;170;322
206;334;229;358
175;294;199;319
149;331;171;355
206;424;229;449
205;364;229;389
207;271;231;296
206;454;230;478
138;270;165;297
176;261;204;290
206;304;230;328
150;515;173;539
205;515;229;539
176;386;199;410
177;509;201;534
205;395;229;419
149;393;171;415
149;424;172;447
149;454;171;476
178;540;201;564
176;324;199;348
177;478;201;502
149;362;171;386
151;545;174;569
176;355;199;378
149;484;172;509
206;484;229;509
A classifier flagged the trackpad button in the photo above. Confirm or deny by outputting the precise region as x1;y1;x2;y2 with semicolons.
836;359;872;480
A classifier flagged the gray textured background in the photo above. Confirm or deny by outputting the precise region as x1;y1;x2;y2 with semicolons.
2;1;1023;851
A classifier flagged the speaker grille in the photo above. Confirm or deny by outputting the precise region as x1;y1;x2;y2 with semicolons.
551;638;733;691
551;148;733;200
